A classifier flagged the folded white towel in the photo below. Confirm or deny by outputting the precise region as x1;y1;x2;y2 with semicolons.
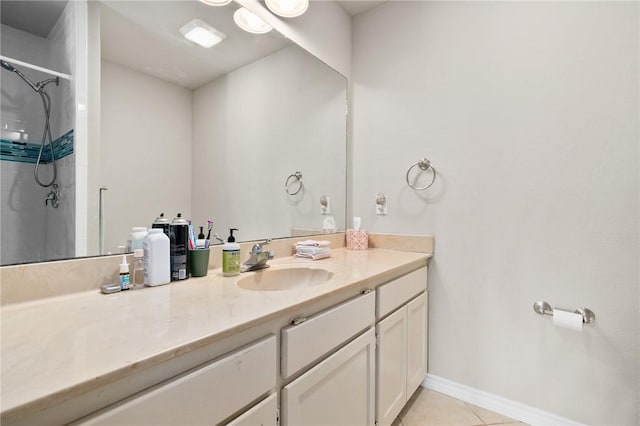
294;244;331;260
295;251;331;260
295;240;331;248
296;246;330;255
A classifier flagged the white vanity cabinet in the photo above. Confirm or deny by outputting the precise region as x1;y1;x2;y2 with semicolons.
376;306;408;425
406;292;428;394
281;291;375;378
282;329;376;426
75;336;277;426
375;267;428;426
281;291;376;425
2;249;433;426
226;393;278;426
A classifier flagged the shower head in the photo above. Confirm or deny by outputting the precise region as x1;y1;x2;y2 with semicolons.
0;60;51;93
1;60;16;72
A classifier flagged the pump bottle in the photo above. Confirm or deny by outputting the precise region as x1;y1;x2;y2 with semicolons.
119;255;130;290
222;228;240;276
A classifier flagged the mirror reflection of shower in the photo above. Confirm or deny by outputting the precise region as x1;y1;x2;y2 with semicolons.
1;59;60;197
1;0;77;265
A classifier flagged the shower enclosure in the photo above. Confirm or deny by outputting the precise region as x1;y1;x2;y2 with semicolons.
1;1;78;265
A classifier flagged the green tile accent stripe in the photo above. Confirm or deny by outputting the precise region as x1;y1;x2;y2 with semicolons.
0;129;73;164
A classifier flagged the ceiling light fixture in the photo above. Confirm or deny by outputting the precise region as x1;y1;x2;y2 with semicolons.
233;7;272;34
265;0;308;18
179;19;226;48
199;0;232;5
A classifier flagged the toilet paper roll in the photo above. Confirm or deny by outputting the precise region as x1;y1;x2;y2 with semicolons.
553;309;583;331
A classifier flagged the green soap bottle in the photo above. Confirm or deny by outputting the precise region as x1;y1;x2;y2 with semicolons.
222;228;240;276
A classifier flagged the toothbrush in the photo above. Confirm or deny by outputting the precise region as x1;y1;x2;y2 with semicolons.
188;225;197;250
206;220;213;240
202;220;214;249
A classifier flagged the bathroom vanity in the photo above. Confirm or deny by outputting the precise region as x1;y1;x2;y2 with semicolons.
0;248;430;426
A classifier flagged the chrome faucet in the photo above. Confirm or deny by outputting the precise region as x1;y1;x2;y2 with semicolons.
242;239;274;272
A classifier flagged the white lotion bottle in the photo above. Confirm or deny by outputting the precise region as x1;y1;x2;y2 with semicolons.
143;228;170;286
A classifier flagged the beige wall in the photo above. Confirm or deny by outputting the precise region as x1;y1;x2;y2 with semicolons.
352;2;639;424
192;45;347;242
238;0;351;78
100;60;192;254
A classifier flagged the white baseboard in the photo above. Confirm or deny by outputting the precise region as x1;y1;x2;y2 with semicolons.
422;374;585;426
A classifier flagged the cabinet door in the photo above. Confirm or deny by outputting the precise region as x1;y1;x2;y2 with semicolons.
282;329;375;426
227;393;278;426
406;292;428;397
376;307;407;426
77;336;277;426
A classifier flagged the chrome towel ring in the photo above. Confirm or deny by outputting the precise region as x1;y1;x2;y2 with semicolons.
406;158;436;190
285;171;303;195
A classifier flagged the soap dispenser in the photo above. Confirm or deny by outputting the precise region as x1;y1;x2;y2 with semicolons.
222;228;240;276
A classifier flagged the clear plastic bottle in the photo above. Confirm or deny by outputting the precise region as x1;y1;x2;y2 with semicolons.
131;227;148;251
132;249;145;289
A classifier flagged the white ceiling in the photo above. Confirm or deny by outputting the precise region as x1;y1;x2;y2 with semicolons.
5;0;380;89
100;1;291;90
336;1;386;16
1;0;68;38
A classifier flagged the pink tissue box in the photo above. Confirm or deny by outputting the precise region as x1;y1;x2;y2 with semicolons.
347;229;368;250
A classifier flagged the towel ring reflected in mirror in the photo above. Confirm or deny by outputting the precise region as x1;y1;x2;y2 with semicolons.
285;171;303;195
406;158;436;190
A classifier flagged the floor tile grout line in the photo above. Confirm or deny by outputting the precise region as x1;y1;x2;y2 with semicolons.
465;401;488;425
395;388;528;426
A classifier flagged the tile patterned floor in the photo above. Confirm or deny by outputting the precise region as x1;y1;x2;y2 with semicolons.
392;388;530;426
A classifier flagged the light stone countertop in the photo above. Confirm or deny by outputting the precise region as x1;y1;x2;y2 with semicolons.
1;248;430;420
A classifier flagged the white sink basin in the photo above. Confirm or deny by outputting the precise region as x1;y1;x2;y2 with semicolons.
236;266;335;291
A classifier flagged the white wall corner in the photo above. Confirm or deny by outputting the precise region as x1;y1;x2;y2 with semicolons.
235;0;351;78
422;374;586;426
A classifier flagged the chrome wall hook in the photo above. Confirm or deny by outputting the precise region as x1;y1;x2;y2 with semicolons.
376;192;387;215
320;195;330;214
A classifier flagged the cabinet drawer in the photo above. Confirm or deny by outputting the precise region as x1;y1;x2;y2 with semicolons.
281;291;375;378
376;267;427;319
77;335;277;425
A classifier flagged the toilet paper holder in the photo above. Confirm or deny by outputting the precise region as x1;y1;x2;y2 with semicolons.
533;301;596;324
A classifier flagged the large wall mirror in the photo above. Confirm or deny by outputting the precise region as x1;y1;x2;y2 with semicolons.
0;0;347;265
